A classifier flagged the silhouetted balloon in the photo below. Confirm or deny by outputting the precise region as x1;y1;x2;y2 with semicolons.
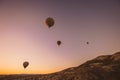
86;42;89;44
45;17;55;28
57;41;61;46
23;61;29;69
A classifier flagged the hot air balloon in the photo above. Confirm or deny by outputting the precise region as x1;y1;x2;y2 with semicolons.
23;61;29;69
57;41;61;46
86;42;89;44
45;17;55;28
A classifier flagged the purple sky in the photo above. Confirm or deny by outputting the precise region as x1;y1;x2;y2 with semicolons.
0;0;120;74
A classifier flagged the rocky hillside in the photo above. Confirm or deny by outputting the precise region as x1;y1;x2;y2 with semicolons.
0;52;120;80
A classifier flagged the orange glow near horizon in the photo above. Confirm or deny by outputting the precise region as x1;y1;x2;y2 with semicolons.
0;65;70;74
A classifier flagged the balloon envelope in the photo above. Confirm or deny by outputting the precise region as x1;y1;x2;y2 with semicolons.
45;17;55;28
86;42;89;44
57;41;61;46
23;61;29;69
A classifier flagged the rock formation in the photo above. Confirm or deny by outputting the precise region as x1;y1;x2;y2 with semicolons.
0;52;120;80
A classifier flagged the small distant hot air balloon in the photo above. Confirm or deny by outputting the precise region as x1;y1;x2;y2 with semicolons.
57;41;61;46
45;17;55;28
86;42;89;45
23;61;29;69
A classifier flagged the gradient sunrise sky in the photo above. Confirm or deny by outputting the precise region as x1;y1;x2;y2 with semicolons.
0;0;120;74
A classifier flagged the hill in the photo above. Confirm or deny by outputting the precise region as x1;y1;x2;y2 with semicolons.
0;52;120;80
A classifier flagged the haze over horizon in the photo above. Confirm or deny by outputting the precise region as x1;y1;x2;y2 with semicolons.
0;0;120;74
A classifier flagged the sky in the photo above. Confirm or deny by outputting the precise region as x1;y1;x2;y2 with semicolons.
0;0;120;74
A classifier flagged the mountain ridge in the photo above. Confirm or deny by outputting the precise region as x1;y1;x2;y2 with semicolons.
0;52;120;80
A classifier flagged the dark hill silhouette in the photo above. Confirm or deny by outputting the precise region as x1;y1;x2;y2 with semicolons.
0;52;120;80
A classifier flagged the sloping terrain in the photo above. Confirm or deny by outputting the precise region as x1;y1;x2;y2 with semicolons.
0;52;120;80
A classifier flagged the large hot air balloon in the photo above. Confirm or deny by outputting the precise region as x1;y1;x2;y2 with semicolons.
57;41;61;46
23;61;29;69
45;17;55;28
